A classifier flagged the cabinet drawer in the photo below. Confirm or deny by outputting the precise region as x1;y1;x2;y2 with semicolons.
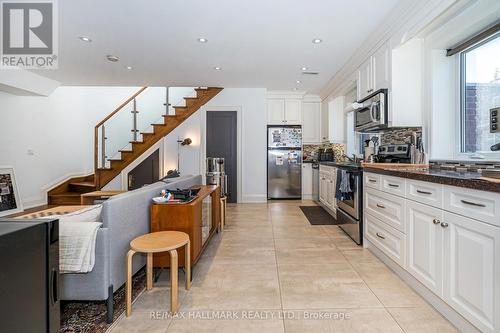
365;188;406;233
406;180;443;208
380;175;406;196
364;173;381;190
444;186;500;227
365;213;406;267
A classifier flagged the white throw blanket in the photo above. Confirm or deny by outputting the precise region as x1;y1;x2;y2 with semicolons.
59;221;102;273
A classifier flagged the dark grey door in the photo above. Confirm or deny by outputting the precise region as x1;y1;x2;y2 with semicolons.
127;149;159;190
207;111;237;203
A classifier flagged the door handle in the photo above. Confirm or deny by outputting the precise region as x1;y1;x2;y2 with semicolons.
376;203;385;209
433;218;440;224
440;222;449;228
416;189;432;195
460;199;486;208
376;232;385;239
50;268;59;305
388;184;399;188
368;179;377;183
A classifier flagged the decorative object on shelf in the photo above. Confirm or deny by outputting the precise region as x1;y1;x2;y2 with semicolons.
176;137;192;173
0;167;22;217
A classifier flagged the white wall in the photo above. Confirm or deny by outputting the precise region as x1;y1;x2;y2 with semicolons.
0;86;139;207
0;87;268;207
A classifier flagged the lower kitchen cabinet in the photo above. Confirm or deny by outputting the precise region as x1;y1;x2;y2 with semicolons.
319;171;329;205
442;212;500;333
406;200;444;296
319;166;336;212
302;163;312;199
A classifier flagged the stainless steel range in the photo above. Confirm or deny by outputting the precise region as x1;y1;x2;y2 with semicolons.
335;163;363;245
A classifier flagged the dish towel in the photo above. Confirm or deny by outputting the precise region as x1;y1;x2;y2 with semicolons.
59;221;102;273
335;170;353;201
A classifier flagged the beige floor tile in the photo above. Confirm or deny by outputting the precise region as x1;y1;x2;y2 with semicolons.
109;311;170;333
276;247;347;265
272;226;332;239
284;308;404;333
181;263;281;310
202;246;276;265
330;236;363;250
274;237;336;250
388;307;459;333
166;311;284;333
278;263;382;309
341;248;380;264
131;287;187;313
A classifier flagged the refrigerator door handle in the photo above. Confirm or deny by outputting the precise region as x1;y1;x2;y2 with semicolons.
50;268;59;305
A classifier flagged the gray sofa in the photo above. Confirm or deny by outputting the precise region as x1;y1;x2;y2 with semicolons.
59;174;202;322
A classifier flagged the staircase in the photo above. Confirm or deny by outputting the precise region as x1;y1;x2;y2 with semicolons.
48;87;223;205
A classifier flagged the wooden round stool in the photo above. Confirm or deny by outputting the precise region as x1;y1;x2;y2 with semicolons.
126;231;190;316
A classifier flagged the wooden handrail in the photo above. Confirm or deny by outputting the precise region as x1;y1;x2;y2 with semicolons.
94;87;148;174
95;87;147;128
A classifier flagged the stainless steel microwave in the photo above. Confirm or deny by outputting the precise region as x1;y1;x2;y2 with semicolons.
354;89;388;132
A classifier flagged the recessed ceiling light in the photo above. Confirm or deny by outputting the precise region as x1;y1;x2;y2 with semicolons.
79;36;92;42
214;66;222;70
197;38;208;43
312;38;323;44
296;80;301;84
301;67;308;71
125;66;133;70
106;55;119;62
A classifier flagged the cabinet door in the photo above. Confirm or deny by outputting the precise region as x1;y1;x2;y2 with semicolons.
302;102;321;143
372;41;391;91
406;201;444;296
329;168;337;209
301;163;312;198
319;173;327;204
357;58;373;100
328;96;346;143
320;101;329;142
284;99;302;124
443;212;500;333
267;99;285;124
326;177;334;209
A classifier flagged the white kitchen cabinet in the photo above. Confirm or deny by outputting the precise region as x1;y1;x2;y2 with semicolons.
372;41;391;92
319;171;329;205
267;99;285;124
320;100;329;142
326;167;337;211
319;166;336;212
302;163;313;199
357;41;391;101
358;57;373;100
302;102;321;144
406;200;444;296
443;212;500;333
267;98;301;125
328;96;346;143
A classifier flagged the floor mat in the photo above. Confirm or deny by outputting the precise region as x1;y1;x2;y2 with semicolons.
300;206;341;225
60;268;146;333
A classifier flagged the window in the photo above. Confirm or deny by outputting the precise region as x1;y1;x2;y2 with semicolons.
460;33;500;153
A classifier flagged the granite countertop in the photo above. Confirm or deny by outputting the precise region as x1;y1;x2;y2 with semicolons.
364;167;500;193
302;159;317;163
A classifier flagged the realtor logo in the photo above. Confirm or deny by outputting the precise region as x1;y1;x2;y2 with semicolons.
1;0;58;68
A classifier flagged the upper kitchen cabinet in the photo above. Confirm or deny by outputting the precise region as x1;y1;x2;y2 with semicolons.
320;99;329;142
302;100;321;144
357;41;391;100
267;96;302;125
328;96;345;143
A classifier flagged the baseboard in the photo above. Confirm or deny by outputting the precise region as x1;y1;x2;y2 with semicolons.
23;198;48;210
365;240;481;333
241;194;267;203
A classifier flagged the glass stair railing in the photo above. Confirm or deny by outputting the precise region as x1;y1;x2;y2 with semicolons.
95;87;197;169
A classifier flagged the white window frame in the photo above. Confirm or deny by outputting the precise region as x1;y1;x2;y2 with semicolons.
455;33;500;161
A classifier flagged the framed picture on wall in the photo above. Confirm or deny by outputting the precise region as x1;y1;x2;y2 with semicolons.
0;167;23;217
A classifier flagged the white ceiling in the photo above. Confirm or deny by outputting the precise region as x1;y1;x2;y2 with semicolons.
34;0;401;93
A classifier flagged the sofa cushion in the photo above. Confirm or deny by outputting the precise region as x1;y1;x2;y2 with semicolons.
58;205;103;222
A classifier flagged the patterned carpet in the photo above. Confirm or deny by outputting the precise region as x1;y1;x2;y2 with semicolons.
60;269;146;333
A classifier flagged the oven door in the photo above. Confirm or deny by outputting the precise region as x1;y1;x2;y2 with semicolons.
336;174;360;220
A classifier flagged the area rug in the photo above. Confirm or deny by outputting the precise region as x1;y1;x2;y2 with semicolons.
60;268;146;333
300;206;340;225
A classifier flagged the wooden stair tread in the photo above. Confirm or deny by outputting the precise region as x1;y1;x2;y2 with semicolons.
50;192;82;197
69;181;95;187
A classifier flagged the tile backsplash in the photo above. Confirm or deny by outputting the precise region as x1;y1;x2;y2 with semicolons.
303;143;345;161
380;127;422;145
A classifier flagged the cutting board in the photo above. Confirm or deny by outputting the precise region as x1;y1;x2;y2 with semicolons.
362;163;429;169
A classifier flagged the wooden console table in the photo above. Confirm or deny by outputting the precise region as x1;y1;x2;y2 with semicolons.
150;185;220;268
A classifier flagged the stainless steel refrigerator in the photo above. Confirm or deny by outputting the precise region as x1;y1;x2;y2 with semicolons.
267;126;302;199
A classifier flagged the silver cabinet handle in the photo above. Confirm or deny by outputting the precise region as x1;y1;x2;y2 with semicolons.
460;199;486;208
433;218;440;225
376;232;385;239
368;179;377;183
376;204;386;209
416;189;432;195
388;184;399;188
440;222;449;228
